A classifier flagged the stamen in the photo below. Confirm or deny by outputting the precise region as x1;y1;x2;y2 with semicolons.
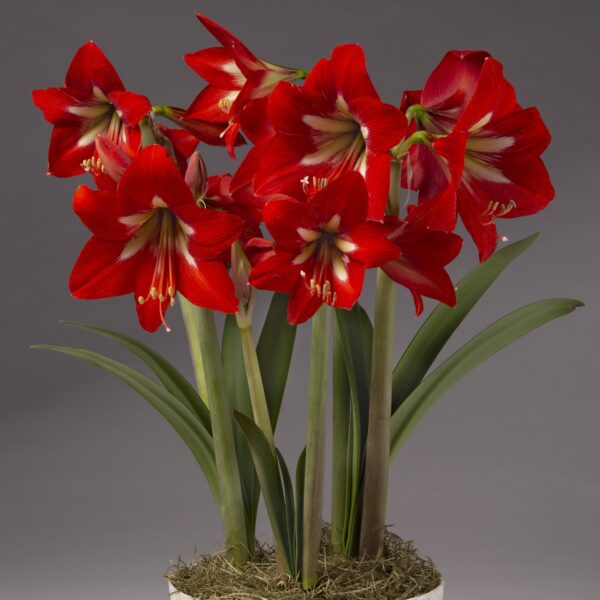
81;156;105;176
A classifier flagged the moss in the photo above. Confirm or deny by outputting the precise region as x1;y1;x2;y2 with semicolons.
166;527;441;599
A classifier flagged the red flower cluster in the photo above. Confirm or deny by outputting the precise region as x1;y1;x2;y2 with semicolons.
32;15;554;329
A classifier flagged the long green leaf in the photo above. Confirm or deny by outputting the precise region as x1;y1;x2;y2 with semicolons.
222;315;260;550
60;321;211;432
295;448;306;577
334;304;373;555
32;345;219;499
257;293;296;427
277;449;299;577
392;234;539;412
234;411;294;575
390;298;583;457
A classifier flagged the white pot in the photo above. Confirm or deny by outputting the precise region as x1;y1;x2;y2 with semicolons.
168;579;444;599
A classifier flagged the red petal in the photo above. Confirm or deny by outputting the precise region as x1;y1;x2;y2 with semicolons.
69;237;139;299
287;278;323;324
32;87;91;124
364;152;391;221
454;57;517;132
343;222;401;267
184;47;245;89
118;145;194;211
249;251;300;293
304;43;378;103
134;252;171;332
174;206;243;259
195;13;260;76
331;259;365;310
421;50;490;116
350;97;407;154
73;185;130;240
263;197;311;250
177;257;239;313
108;90;151;126
65;41;125;95
457;182;499;262
185;85;239;123
382;256;456;307
308;172;368;231
400;89;423;113
161;127;200;159
240;97;275;143
46;125;92;177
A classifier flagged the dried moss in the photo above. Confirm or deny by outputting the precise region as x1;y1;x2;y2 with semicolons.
166;527;441;599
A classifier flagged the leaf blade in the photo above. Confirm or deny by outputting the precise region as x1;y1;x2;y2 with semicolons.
60;321;211;431
257;293;297;427
32;344;219;499
390;298;584;457
392;234;539;411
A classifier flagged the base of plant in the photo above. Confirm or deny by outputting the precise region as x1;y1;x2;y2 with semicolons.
166;527;442;600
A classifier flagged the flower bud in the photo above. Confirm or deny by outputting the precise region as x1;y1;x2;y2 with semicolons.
232;240;255;329
185;151;208;201
94;134;131;183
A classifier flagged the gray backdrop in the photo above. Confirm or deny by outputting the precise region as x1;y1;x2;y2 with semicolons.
1;1;598;598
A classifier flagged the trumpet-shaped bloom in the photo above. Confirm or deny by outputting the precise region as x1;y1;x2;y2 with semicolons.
255;44;408;220
184;13;304;156
402;51;554;260
69;145;243;331
249;172;400;324
32;41;151;177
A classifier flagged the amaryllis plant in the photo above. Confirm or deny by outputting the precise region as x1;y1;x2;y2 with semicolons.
32;12;581;590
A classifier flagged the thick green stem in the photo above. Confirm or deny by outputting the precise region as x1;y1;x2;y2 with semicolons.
359;162;400;556
302;305;332;589
180;297;208;405
360;270;396;555
184;301;249;564
238;324;276;456
331;323;349;554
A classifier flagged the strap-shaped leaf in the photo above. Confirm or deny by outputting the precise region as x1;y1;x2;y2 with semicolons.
392;234;539;412
390;298;583;458
32;345;219;499
257;293;297;427
295;448;306;576
234;411;294;575
60;321;210;432
334;304;373;554
222;315;260;549
277;449;299;577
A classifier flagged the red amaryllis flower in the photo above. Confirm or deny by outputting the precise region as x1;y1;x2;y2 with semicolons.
255;44;408;221
249;172;400;324
69;145;243;332
32;41;151;177
382;212;462;315
402;50;554;261
184;13;304;156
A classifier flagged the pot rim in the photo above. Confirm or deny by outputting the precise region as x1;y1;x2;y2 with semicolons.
167;579;444;600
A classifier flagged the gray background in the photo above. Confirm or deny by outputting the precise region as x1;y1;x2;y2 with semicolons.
1;1;598;598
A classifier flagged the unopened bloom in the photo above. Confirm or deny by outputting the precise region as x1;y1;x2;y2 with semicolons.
250;172;400;324
69;145;243;332
402;50;554;261
184;13;305;156
32;41;151;177
255;44;408;220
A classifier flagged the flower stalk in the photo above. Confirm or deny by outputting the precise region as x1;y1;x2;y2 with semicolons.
331;324;350;554
185;300;249;564
359;162;400;556
302;304;332;589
